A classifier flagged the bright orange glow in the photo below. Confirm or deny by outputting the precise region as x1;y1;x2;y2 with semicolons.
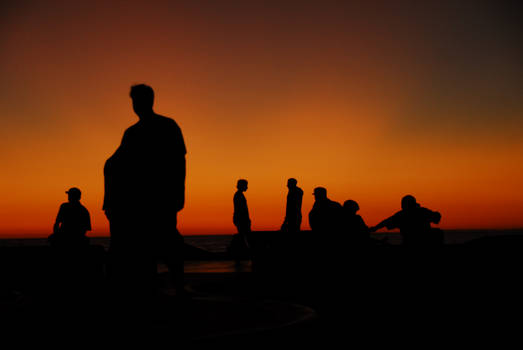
1;1;523;237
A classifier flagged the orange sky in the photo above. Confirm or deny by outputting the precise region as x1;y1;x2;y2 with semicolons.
1;1;523;237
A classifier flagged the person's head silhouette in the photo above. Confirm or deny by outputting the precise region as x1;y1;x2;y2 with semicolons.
287;178;297;189
237;179;248;192
343;200;359;214
313;187;327;201
66;187;81;202
130;84;154;119
401;195;418;210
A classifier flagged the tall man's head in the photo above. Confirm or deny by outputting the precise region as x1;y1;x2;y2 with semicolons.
313;187;327;201
287;178;297;189
130;84;154;119
237;179;248;192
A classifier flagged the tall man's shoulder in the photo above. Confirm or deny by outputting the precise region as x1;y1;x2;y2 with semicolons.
155;114;182;128
156;114;187;153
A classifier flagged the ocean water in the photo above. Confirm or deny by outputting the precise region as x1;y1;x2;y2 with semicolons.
2;229;523;251
1;230;522;273
0;235;231;252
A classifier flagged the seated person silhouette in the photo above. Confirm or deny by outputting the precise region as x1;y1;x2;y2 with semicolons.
369;195;442;246
281;178;303;233
342;200;370;246
309;187;343;234
229;179;251;261
49;187;91;248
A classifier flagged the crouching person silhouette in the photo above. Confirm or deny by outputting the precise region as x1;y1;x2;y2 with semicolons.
49;187;91;248
370;195;442;246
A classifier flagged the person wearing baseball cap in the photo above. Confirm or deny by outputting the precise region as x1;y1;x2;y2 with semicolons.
308;187;343;234
49;187;91;247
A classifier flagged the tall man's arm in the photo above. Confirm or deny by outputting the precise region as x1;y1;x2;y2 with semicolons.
102;130;128;216
174;155;186;212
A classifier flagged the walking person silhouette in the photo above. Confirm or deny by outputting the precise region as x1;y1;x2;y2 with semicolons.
103;84;187;298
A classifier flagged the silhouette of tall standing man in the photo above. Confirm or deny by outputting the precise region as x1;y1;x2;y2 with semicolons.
281;178;303;232
103;84;186;297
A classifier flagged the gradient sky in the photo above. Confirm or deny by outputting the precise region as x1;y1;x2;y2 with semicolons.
1;0;522;237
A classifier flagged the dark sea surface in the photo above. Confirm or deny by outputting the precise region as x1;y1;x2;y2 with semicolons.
2;229;523;251
1;229;523;273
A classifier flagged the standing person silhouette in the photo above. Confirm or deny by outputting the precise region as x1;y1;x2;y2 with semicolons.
233;179;251;235
103;84;187;298
281;178;303;233
49;187;91;248
230;179;251;263
369;195;442;246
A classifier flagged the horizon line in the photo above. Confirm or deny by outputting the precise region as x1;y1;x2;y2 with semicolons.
2;227;523;239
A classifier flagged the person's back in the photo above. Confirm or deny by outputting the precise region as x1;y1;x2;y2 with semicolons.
309;187;342;234
391;206;441;245
57;202;91;236
370;195;441;246
342;200;369;245
107;115;186;216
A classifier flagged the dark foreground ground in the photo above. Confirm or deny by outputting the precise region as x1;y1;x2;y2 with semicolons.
1;233;523;345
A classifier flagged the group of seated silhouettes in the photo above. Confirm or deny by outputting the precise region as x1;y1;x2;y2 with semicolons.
233;177;443;250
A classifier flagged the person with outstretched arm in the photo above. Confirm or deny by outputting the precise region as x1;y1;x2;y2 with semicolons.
369;195;442;246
